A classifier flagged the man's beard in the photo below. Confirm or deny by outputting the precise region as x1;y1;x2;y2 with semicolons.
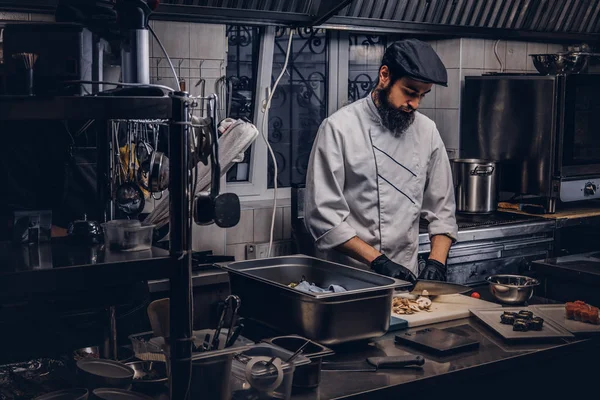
373;85;415;136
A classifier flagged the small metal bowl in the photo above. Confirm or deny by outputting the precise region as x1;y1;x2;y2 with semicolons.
486;274;540;305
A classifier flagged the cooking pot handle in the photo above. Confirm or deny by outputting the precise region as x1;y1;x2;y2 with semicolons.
470;166;494;176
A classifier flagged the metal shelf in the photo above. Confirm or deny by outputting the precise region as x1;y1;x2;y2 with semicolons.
0;240;172;298
0;95;172;120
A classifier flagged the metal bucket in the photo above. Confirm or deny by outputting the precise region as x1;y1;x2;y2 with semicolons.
452;159;498;214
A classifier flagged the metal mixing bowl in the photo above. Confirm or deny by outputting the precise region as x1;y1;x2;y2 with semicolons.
529;52;589;75
486;274;539;305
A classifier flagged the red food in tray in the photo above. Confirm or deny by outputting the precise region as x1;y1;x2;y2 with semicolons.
565;301;600;325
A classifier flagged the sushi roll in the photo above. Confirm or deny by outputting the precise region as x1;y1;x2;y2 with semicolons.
517;310;533;320
500;312;517;325
528;317;544;331
565;302;579;320
513;319;529;332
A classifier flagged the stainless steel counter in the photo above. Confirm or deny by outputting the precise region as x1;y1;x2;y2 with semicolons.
147;267;229;293
291;316;597;399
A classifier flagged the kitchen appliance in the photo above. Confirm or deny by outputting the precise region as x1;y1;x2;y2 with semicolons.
462;74;600;213
394;327;480;355
418;213;555;285
221;255;412;345
486;274;540;305
451;159;498;214
469;307;574;340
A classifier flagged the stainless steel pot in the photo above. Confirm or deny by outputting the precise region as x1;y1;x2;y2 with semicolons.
451;159;498;214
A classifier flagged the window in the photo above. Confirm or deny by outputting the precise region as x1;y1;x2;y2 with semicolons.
348;34;387;104
225;25;260;183
267;27;328;189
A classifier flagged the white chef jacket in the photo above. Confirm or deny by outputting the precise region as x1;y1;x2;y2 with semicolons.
304;93;458;274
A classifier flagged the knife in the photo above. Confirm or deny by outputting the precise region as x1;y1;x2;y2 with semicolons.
409;280;471;296
321;355;425;372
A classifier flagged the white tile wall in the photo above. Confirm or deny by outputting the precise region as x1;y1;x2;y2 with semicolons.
505;41;528;71
460;39;485;69
253;207;283;243
484;40;507;71
226;209;254;244
283;207;292;240
152;21;191;59
193;223;226;254
190;24;227;60
436;109;460;149
435;68;460;109
226;243;247;261
436;39;461;69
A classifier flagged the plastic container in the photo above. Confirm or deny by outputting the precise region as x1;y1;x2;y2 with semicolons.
230;343;311;400
102;220;155;252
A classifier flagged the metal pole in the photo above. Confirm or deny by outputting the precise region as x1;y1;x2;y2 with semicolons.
97;122;113;222
169;91;192;400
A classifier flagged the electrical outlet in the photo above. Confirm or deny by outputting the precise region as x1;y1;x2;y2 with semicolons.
246;240;294;259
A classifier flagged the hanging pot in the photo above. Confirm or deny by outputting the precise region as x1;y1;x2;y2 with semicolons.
147;151;169;193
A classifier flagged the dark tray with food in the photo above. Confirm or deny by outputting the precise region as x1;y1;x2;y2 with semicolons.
220;255;411;345
470;307;575;340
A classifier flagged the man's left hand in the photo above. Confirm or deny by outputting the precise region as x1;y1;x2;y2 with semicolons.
419;259;447;281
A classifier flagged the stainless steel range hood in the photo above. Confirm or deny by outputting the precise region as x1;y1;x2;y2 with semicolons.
153;0;600;42
2;0;599;42
323;0;600;42
154;0;353;26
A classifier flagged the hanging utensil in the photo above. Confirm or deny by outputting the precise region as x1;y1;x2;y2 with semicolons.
114;124;146;217
178;59;186;91
195;60;206;117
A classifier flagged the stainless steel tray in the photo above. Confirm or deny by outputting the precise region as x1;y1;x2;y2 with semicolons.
470;307;574;341
220;255;411;346
532;304;600;335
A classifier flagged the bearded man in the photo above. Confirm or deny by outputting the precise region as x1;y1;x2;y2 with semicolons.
304;39;458;284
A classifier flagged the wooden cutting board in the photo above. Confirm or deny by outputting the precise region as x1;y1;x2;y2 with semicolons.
392;294;502;328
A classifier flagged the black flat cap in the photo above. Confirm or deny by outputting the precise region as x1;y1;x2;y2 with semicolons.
382;39;448;87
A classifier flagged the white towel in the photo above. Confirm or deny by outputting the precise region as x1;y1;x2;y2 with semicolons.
145;119;259;229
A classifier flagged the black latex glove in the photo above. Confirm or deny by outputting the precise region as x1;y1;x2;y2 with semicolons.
371;255;416;284
419;259;447;281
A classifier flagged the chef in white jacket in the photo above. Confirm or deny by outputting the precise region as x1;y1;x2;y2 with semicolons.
304;39;458;284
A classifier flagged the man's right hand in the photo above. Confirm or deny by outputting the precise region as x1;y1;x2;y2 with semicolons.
371;255;417;284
